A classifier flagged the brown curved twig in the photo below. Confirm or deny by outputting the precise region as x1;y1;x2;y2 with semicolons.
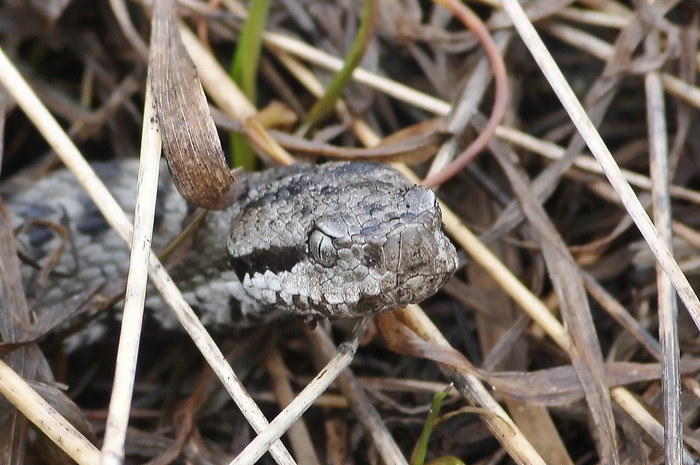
421;0;508;188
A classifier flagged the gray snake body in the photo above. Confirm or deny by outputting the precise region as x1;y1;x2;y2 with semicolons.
4;160;457;342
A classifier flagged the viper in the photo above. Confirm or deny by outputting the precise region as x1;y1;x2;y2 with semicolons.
4;160;458;343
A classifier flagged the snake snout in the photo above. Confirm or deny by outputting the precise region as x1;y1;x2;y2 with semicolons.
384;209;458;296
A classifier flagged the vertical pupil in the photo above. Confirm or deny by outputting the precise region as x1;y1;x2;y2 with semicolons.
317;237;325;258
310;230;337;267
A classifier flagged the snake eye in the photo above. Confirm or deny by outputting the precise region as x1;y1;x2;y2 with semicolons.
309;230;338;267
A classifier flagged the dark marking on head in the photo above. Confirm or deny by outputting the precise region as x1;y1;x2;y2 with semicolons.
310;298;335;318
229;245;306;282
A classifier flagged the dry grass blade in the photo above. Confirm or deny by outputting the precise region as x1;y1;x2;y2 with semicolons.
262;31;452;115
543;16;700;110
99;86;161;465
267;119;450;163
495;126;700;204
304;324;410;465
108;0;149;61
230;317;370;465
177;25;297;166
421;0;508;187
486;121;618;463
500;0;700;336
379;311;677;406
645;31;682;464
0;207;48;464
0;358;100;465
264;349;321;465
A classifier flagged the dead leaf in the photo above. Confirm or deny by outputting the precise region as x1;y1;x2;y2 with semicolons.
376;311;699;407
149;0;236;210
270;118;450;163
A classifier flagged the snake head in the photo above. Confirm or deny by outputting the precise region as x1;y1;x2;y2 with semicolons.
227;162;458;320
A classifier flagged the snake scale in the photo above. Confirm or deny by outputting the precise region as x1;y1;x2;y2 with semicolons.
4;160;457;345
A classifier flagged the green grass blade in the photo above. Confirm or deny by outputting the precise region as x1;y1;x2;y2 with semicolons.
411;384;453;465
230;0;270;170
297;0;376;136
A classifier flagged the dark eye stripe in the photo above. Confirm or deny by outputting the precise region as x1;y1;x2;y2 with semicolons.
229;245;305;281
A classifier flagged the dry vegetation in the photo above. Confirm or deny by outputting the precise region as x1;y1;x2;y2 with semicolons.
1;0;700;464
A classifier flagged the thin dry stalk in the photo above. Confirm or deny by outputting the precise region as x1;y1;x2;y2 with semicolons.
544;21;700;109
99;85;161;465
230;317;370;465
645;32;683;464
0;359;100;465
264;349;321;465
303;324;410;465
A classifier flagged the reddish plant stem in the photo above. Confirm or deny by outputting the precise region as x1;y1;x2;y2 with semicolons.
422;1;508;188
